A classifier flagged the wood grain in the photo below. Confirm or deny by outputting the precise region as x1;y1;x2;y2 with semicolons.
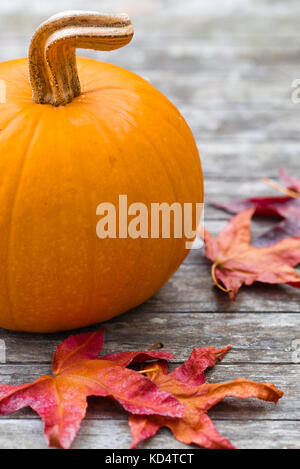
0;0;299;449
0;312;299;364
0;419;298;449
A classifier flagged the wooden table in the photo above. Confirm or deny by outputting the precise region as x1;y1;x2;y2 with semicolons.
0;0;299;449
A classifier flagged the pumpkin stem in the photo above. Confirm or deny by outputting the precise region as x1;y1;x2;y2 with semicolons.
29;11;134;107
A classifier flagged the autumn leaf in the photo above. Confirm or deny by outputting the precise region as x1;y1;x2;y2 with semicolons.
253;219;300;247
213;195;292;218
129;346;283;449
0;330;184;449
271;197;300;221
201;208;300;300
212;169;299;219
215;198;300;247
211;169;300;244
279;168;300;194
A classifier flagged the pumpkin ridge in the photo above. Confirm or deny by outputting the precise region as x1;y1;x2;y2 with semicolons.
64;105;97;320
79;104;172;299
115;85;203;190
83;102;180;208
130;92;202;178
142;101;204;207
5;110;45;329
119;106;183;277
0;112;29;141
85;98;197;276
80;104;147;294
132;122;184;273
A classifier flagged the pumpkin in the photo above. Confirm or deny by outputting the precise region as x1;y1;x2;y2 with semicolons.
0;11;204;332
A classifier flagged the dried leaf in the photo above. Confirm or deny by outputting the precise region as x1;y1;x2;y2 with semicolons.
201;208;300;300
254;219;300;247
214;197;300;245
0;330;184;449
274;197;300;221
279;168;300;194
129;346;283;449
212;169;300;220
213;196;291;218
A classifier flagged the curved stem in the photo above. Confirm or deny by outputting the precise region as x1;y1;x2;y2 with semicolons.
148;342;164;351
138;368;158;375
211;262;232;293
29;11;134;106
263;177;298;198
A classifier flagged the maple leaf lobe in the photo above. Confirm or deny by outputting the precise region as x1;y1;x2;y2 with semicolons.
0;331;183;449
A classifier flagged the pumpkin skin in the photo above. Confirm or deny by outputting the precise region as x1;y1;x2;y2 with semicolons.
0;56;203;332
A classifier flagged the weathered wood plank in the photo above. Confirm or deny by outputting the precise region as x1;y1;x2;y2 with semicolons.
182;106;300;143
204;179;291;199
0;0;299;451
197;206;276;223
142;72;295;108
139;264;300;313
199;141;300;179
0;418;298;449
2;0;300;39
0;312;299;364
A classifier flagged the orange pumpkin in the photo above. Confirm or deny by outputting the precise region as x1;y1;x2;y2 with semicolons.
0;12;204;332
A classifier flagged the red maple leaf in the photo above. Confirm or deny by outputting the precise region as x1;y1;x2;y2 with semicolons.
0;330;184;449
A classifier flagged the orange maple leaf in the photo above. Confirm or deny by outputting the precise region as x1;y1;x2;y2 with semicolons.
129;346;283;449
201;208;300;300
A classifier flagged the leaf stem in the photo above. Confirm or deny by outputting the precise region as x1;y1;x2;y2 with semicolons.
138;368;158;375
148;342;164;351
211;263;232;293
263;177;298;198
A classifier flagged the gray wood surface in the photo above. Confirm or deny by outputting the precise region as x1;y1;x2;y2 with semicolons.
0;0;299;449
